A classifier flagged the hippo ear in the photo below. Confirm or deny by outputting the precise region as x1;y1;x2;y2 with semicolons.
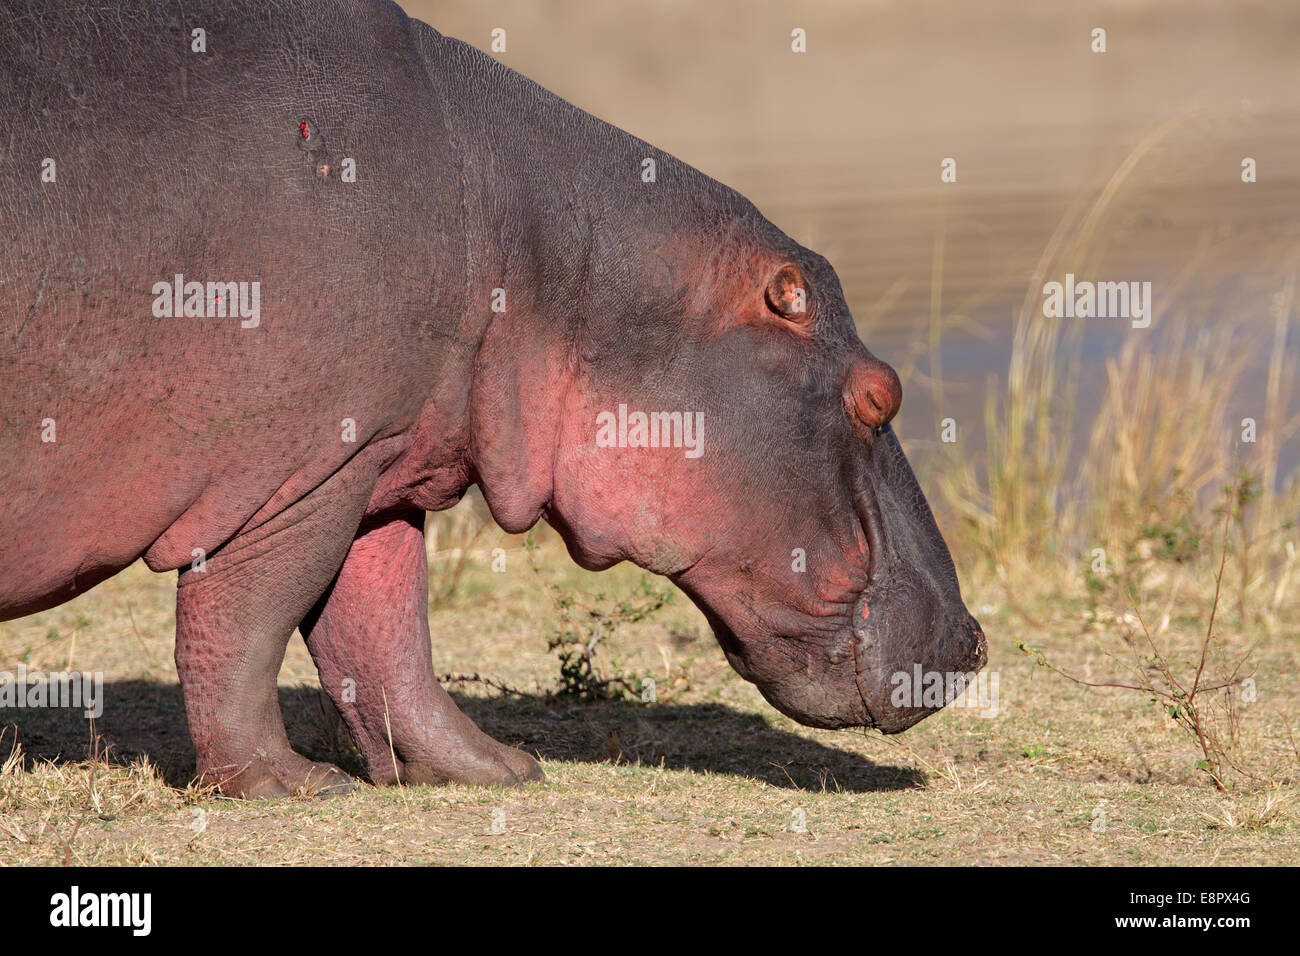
764;263;811;323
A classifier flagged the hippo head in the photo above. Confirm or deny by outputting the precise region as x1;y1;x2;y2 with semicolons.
474;211;986;733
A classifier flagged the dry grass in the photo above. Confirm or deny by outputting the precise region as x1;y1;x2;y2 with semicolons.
933;123;1300;583
0;521;1297;865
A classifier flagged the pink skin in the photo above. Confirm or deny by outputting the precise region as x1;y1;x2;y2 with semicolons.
299;511;542;787
1;3;983;797
0;224;929;798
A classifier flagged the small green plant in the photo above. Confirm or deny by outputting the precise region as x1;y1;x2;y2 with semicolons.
1018;477;1264;791
524;532;674;700
1136;513;1202;563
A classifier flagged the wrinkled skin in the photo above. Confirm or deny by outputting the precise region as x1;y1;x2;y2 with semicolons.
0;0;985;797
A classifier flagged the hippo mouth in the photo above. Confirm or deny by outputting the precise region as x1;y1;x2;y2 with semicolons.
670;433;986;735
850;589;987;733
849;460;988;733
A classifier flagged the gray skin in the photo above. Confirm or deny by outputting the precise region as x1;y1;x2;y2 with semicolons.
0;0;985;797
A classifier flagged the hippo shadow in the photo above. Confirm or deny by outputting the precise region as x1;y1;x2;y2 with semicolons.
5;679;923;794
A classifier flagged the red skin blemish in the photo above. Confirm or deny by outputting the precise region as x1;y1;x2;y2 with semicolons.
299;121;310;139
861;604;870;620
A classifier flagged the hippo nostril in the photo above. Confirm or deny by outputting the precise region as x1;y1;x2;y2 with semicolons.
867;381;892;418
844;358;903;435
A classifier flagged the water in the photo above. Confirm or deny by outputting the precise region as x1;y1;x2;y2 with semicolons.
409;0;1300;493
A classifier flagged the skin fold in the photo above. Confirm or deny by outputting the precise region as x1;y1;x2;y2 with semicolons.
0;0;984;797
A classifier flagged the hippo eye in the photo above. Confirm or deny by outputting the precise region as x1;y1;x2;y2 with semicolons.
764;263;811;325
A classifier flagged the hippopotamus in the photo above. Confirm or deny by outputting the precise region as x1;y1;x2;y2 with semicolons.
0;0;986;797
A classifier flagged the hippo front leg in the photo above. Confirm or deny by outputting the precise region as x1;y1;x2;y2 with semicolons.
300;510;543;788
175;461;378;799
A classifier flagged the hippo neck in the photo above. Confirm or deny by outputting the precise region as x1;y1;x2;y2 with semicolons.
425;30;753;533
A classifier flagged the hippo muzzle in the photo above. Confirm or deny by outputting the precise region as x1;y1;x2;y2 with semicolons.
848;444;988;731
851;584;987;733
676;424;987;735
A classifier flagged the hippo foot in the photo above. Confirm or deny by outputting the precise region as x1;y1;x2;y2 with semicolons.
199;754;358;799
495;744;546;785
292;762;359;798
375;741;544;788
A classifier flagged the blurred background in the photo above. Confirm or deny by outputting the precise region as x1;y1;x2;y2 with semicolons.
406;0;1300;571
